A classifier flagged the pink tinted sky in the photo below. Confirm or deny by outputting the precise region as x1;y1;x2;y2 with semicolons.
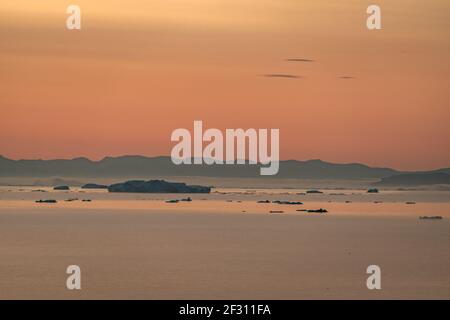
0;0;449;170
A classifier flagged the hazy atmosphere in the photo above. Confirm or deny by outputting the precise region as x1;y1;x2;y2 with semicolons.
0;1;449;302
1;0;450;170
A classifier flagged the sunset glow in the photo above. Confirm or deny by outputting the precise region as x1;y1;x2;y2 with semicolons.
1;0;449;170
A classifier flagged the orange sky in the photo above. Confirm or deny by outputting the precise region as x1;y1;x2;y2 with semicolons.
0;0;449;170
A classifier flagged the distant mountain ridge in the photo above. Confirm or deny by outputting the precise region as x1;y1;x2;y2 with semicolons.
374;172;450;186
1;155;449;182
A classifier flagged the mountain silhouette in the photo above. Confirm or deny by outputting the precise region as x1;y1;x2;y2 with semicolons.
374;172;450;186
2;155;448;182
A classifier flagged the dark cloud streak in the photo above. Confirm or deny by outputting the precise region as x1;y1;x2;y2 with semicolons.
285;58;314;62
262;74;302;79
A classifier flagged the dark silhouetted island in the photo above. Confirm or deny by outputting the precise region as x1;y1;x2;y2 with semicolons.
108;180;211;193
81;183;108;189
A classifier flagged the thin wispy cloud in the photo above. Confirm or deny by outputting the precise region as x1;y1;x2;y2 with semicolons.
285;58;314;62
262;74;302;79
338;76;354;79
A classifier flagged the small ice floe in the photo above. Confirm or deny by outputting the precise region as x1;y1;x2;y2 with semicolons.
82;199;91;202
272;200;303;205
269;210;284;213
345;200;352;203
54;185;70;191
306;190;323;194
65;198;79;202
257;200;270;203
306;208;328;213
165;197;192;203
35;199;57;203
367;188;379;193
419;216;443;220
406;202;416;204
